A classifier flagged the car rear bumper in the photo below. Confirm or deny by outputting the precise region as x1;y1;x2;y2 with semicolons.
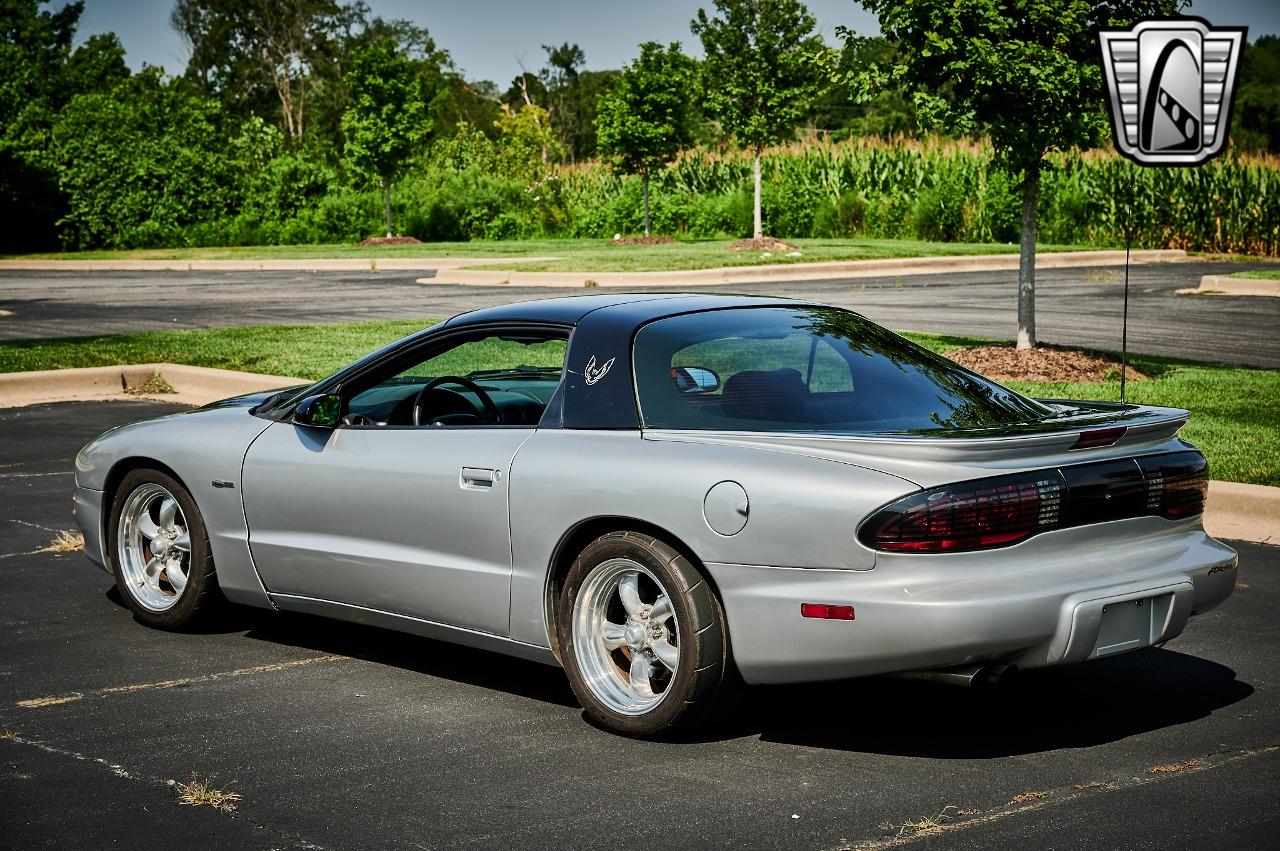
73;483;108;572
706;517;1238;685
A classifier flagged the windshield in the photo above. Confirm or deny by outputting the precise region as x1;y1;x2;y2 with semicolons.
632;307;1055;434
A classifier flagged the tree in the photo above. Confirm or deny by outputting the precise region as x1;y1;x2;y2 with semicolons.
172;0;349;141
691;0;824;240
833;0;1177;348
1;0;136;251
52;69;235;249
1232;35;1280;153
342;37;427;238
595;42;694;237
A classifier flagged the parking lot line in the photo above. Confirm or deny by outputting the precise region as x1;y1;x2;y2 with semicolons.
15;654;346;709
853;743;1280;849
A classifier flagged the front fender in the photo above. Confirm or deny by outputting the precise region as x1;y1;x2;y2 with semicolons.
74;406;276;608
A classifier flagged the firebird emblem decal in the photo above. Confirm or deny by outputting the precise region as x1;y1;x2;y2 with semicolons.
583;355;615;386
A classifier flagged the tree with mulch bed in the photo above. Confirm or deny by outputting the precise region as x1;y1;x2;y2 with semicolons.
944;344;1149;384
830;0;1177;349
596;42;695;239
693;0;824;242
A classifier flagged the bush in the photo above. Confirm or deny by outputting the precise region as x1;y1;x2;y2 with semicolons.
813;191;868;237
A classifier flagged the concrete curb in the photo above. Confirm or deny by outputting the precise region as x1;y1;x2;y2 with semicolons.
1179;274;1280;297
0;363;305;409
0;256;554;273
421;249;1188;288
1206;481;1280;546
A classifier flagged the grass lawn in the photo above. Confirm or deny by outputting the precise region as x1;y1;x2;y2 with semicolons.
3;237;1098;273
0;320;1274;486
1229;269;1280;280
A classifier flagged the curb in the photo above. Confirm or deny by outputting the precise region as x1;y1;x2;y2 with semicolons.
0;256;554;273
1178;274;1280;297
0;363;304;409
421;249;1188;288
1205;481;1279;546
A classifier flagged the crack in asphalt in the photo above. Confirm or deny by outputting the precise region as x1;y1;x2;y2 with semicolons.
0;733;328;850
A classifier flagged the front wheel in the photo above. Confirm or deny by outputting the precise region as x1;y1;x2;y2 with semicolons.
107;468;219;629
557;531;731;737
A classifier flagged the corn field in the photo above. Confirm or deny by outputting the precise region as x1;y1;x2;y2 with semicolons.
554;138;1280;254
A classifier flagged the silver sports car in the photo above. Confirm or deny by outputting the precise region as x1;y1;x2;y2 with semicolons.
73;294;1238;736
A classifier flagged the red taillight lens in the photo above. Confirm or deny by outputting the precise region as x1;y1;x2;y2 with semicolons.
859;473;1066;553
1137;453;1208;518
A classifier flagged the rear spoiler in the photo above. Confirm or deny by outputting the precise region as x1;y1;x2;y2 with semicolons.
645;403;1190;466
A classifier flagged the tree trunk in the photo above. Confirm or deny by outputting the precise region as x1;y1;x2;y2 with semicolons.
1016;166;1040;350
383;176;393;239
642;174;652;238
752;148;763;240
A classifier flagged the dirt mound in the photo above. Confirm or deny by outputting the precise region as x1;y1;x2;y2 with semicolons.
357;235;423;247
609;235;676;245
726;237;798;251
944;344;1149;383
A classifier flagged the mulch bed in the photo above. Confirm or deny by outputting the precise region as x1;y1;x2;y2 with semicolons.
726;237;799;251
944;344;1150;383
609;235;677;245
357;235;423;247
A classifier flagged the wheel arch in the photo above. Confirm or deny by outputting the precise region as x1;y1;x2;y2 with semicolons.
542;515;726;662
101;457;194;550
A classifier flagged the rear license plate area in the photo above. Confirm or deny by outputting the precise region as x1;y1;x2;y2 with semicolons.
1093;597;1160;658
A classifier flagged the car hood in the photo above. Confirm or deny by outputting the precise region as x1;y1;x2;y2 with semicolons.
195;385;311;413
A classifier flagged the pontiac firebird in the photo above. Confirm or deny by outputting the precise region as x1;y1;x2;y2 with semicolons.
72;294;1237;736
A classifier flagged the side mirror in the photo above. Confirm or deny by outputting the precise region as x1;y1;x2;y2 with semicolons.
292;393;342;428
672;366;722;394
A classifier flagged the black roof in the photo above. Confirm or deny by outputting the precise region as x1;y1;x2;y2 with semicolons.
442;293;809;329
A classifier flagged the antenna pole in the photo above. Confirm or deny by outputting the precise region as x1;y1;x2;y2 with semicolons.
1120;173;1133;404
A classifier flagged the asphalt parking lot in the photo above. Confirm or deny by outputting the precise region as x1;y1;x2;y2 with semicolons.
3;259;1279;368
2;400;1278;850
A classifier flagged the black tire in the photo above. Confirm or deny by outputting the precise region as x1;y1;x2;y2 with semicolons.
107;468;220;629
556;531;732;737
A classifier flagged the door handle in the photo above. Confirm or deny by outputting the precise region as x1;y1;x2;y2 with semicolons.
460;467;502;490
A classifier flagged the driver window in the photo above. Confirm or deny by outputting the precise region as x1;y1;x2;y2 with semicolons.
344;333;567;428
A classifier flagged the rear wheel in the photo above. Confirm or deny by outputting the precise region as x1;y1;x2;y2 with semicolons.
108;469;218;629
557;531;731;737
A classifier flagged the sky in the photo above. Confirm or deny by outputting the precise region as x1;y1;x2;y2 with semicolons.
74;0;1280;85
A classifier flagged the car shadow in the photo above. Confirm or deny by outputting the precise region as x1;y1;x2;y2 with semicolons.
730;648;1252;757
240;609;579;709
104;586;1252;751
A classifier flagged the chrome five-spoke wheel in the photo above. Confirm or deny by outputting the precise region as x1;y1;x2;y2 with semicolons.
117;483;191;612
558;531;731;736
572;559;680;715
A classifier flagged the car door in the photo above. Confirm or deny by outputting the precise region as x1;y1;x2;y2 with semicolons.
241;326;566;636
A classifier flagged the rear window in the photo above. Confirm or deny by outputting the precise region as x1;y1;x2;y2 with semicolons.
632;307;1055;434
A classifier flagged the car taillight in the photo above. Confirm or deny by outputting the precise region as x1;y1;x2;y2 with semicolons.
859;450;1208;554
1137;452;1208;519
858;472;1066;553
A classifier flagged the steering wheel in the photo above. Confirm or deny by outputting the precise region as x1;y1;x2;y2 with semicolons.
412;375;501;426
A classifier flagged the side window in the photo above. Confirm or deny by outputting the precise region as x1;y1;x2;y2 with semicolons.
344;333;567;427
